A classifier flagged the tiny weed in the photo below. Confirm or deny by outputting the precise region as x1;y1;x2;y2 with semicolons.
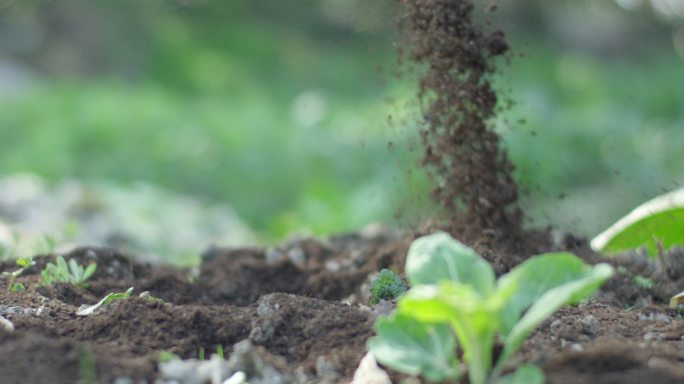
78;347;98;384
41;256;96;287
77;287;133;316
369;269;407;304
2;256;34;291
216;344;224;359
158;351;180;363
633;275;655;290
9;282;25;292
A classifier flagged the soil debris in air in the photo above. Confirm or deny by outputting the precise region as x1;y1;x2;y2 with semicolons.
399;0;525;254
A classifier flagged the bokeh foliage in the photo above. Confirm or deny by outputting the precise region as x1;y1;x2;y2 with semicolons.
0;0;682;240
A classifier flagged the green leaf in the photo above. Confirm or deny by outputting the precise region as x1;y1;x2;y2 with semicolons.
83;263;97;281
16;257;33;268
496;252;592;335
591;188;684;256
368;312;460;382
77;287;134;316
498;364;544;384
494;263;613;375
399;282;505;384
405;232;495;295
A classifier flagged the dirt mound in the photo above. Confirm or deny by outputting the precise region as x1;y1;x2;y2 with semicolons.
1;233;684;383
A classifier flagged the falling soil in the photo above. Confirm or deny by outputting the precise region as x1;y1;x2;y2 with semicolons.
398;0;525;256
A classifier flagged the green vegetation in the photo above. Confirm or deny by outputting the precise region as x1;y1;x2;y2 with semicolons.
41;256;97;287
77;287;134;316
2;256;34;291
369;269;407;305
368;232;613;384
591;188;684;256
158;351;181;363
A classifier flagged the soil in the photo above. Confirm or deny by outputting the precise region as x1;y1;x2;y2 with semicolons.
398;0;523;251
1;233;684;383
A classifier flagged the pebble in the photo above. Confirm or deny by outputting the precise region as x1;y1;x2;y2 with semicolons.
0;315;14;332
351;353;391;384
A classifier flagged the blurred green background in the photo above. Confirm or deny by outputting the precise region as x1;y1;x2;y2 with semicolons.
0;0;682;259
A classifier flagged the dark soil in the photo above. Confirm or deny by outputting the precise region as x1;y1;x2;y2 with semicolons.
1;234;684;383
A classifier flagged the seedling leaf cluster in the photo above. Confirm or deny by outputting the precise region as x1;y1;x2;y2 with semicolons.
41;255;97;287
369;232;613;384
369;269;407;304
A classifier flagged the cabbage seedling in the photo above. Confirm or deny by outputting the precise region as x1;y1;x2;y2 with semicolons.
368;232;613;384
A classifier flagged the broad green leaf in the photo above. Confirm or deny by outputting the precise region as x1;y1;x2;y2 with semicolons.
495;263;613;375
591;188;684;256
405;232;495;295
399;282;505;384
498;364;544;384
368;312;460;382
496;252;591;335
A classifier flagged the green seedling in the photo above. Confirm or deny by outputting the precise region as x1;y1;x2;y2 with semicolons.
139;291;165;303
591;187;684;256
368;232;614;384
77;287;134;316
633;275;654;290
3;256;35;291
41;255;97;287
9;282;25;292
216;344;224;359
370;269;407;304
159;351;180;363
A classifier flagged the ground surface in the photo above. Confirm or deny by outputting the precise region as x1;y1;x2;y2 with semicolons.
1;229;684;383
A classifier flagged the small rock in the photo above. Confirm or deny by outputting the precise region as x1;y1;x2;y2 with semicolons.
0;315;14;332
316;356;340;381
227;340;291;384
579;315;600;335
287;247;306;266
644;332;666;341
351;353;391;384
549;319;563;337
0;305;35;317
638;312;671;323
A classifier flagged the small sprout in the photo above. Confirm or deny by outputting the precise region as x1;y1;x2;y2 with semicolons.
3;257;34;292
216;344;224;359
78;347;98;384
370;269;407;305
139;291;165;303
16;256;33;268
9;282;25;292
77;287;134;316
159;351;180;363
41;256;97;287
198;347;205;361
633;275;654;290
